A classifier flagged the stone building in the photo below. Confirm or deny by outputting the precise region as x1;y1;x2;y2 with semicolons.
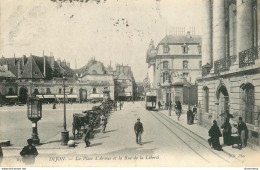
74;58;114;101
114;65;136;101
197;0;260;148
146;32;202;106
0;54;75;103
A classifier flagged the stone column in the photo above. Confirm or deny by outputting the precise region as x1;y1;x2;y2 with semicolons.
202;0;212;66
257;1;260;48
236;0;253;54
229;3;236;57
212;0;226;63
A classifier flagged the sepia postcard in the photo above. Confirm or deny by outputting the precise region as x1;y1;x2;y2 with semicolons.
0;0;260;168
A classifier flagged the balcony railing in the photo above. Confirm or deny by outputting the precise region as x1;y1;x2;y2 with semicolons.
214;57;231;75
239;46;259;68
202;63;211;76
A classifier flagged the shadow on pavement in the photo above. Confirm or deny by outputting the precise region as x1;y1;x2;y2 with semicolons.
90;142;102;147
141;141;153;145
105;129;118;133
104;147;157;156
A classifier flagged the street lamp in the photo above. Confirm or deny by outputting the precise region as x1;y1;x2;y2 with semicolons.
61;75;69;146
27;96;42;145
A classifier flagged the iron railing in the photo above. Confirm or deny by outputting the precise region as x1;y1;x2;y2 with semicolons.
239;46;259;68
214;57;231;75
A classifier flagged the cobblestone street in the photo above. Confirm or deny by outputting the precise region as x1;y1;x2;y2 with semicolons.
3;102;258;167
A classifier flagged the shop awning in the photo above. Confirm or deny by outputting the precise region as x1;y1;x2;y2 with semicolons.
5;95;18;99
43;95;55;99
90;93;103;98
67;94;78;98
36;95;44;99
55;95;65;98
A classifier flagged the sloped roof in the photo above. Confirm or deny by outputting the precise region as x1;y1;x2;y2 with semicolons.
0;66;16;78
74;59;107;75
20;56;45;79
0;57;19;77
159;35;201;44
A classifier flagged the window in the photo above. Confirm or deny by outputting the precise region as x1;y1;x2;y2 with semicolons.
58;88;62;94
183;60;188;69
182;72;189;78
253;1;257;47
70;88;73;94
163;44;169;54
199;61;202;68
34;72;38;75
203;87;209;113
163;72;168;83
46;88;51;94
8;88;14;95
163;61;169;69
241;83;255;124
182;44;188;54
93;87;97;94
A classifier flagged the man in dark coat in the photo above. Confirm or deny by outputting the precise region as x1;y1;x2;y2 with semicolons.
238;117;248;148
20;139;38;165
208;120;222;151
134;118;144;145
221;117;232;146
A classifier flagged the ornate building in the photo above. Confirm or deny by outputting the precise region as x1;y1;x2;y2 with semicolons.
197;0;260;148
113;65;136;101
146;32;202;105
74;58;114;101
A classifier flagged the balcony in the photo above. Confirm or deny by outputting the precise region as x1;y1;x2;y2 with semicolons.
202;63;211;76
239;46;259;68
214;57;231;75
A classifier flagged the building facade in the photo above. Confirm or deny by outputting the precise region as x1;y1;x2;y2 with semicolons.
197;0;260;148
113;65;136;101
75;59;114;101
146;32;202;106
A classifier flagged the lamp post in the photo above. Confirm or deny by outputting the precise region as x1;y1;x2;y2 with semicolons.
61;76;69;146
27;96;42;145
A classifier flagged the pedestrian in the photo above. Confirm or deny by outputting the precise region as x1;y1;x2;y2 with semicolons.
101;114;108;133
158;101;161;109
221;117;232;146
83;125;91;147
238;117;248;148
175;101;182;121
208;120;222;151
20;139;38;165
0;145;3;166
53;103;56;109
134;118;144;145
187;109;193;125
119;101;122;110
114;101;117;111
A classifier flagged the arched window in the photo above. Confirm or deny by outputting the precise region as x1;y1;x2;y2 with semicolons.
241;83;255;124
203;86;209;113
93;87;97;94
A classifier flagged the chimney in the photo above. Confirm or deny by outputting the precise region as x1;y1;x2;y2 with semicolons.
44;56;46;77
18;60;21;78
186;31;192;38
57;58;61;66
14;53;16;66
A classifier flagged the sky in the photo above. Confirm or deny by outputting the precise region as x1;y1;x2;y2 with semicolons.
0;0;203;81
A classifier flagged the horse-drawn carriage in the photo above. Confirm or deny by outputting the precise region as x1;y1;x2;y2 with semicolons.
72;100;115;139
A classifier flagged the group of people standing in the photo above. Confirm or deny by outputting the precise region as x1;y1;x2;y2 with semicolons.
208;116;248;151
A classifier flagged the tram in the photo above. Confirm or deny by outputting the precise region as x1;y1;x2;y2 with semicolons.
145;91;157;110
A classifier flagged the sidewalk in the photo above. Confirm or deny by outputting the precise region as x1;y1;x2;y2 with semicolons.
158;106;256;158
